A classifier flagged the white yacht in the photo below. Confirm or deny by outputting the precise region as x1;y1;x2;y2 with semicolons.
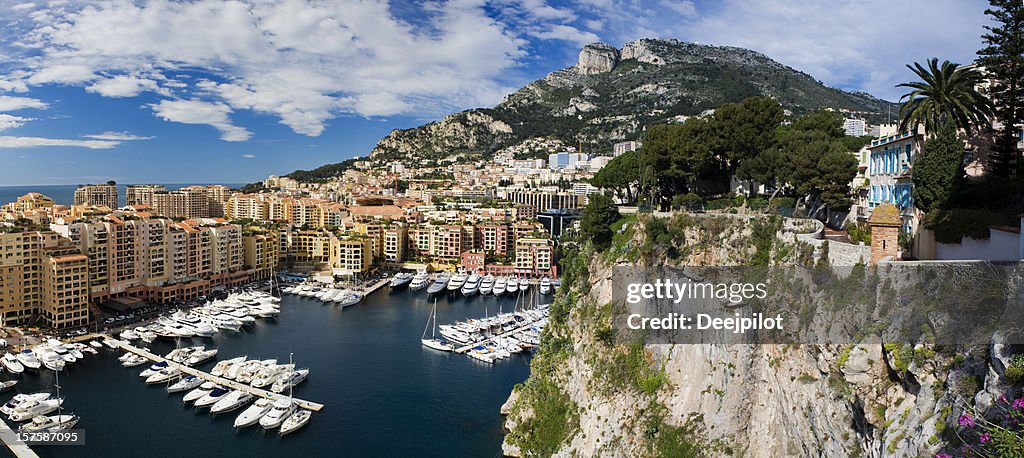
167;375;203;393
182;382;217;404
270;369;309;394
479;275;495;295
427;274;450;295
119;329;139;341
1;393;50;416
259;398;296;429
540;277;551;294
171;313;217;338
211;356;247;377
47;340;76;363
335;291;363;308
507;277;519;294
492;277;507;295
2;353;24;374
185;348;219;366
0;381;17;393
409;271;430;291
461;273;481;296
18;414;79;433
390;271;413;288
10;398;63;422
88;341;103;349
251;364;294;389
193;386;230;408
146;368;182;384
121;354;147;367
210;391;254;414
39;352;65;372
233;398;273;428
17;350;41;371
447;272;468;292
280;409;311;436
139;361;170;378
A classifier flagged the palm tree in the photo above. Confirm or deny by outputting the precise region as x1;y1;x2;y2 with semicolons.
897;58;994;135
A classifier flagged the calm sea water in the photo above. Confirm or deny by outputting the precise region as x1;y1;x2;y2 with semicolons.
0;184;245;208
6;288;534;457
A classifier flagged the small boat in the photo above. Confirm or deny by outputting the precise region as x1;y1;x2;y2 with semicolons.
121;355;147;367
540;277;551;294
280;409;311;436
186;348;219;366
10;398;63;422
259;398;296;429
251;364;294;389
271;369;309;394
0;392;49;416
2;353;25;374
193;387;230;408
139;361;169;378
210;391;253;414
233;398;272;428
119;329;139;341
211;356;247;377
18;414;79;433
17;350;41;371
0;380;17;393
88;341;103;349
389;271;413;288
426;274;449;295
167;375;202;393
422;300;454;352
182;382;217;404
145;367;182;384
409;271;430;291
479;275;495;295
336;292;363;308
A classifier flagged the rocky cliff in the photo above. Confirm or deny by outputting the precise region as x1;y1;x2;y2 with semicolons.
502;214;1018;457
369;39;896;164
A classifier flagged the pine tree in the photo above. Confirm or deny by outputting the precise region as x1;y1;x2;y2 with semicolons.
977;0;1024;176
912;123;965;213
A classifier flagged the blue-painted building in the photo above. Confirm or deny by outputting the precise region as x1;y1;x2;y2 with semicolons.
867;132;920;232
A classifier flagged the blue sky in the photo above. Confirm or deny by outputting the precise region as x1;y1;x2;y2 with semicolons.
0;0;992;186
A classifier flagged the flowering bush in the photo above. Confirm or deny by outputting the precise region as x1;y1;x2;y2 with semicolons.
943;395;1024;457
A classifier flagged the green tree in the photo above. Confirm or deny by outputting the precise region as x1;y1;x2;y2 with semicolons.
712;97;785;194
912;123;965;212
897;58;993;135
779;111;858;210
579;194;620;251
977;0;1024;176
640;119;715;208
591;150;641;203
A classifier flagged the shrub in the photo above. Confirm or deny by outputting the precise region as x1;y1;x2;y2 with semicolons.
1006;354;1024;384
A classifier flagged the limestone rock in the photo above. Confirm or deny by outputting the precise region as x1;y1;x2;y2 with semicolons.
575;43;619;75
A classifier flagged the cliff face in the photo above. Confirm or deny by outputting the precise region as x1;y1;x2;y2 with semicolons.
369;39;896;164
502;214;1012;457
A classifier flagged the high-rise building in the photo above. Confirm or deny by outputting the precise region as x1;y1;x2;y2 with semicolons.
243;231;279;280
613;141;641;157
0;230;89;328
152;187;210;219
843;118;866;137
74;182;118;208
125;184;167;206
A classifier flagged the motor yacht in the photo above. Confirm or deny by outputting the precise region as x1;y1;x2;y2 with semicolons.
447;272;468;292
259;399;296;429
9;398;63;422
185;348;219;366
461;273;481;296
211;390;254;414
167;375;202;393
88;341;103;349
139;361;170;378
17;350;41;371
251;364;294;389
336;292;363;308
492;277;507;295
540;276;551;294
18;414;79;433
182;382;217;404
0;381;17;393
211;356;247;377
119;329;139;341
280;409;311;436
2;353;24;374
171;312;217;338
427;274;450;295
479;275;495;295
507;277;519;294
390;271;413;288
193;386;230;408
270;369;309;394
236;359;276;384
233;398;273;428
47;341;76;363
39;352;65;372
409;271;430;291
121;354;147;367
146;367;182;384
1;393;50;416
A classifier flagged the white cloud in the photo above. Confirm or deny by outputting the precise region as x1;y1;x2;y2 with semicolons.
528;24;601;46
150;99;252;142
241;154;255;158
10;3;36;12
86;75;164;98
0;136;118;149
0;95;47;111
82;131;153;141
0;114;31;131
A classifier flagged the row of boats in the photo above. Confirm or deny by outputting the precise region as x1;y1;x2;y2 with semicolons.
280;285;364;307
117;292;281;342
5;339;100;373
421;299;550;363
1;364;80;433
393;271;561;296
120;348;313;435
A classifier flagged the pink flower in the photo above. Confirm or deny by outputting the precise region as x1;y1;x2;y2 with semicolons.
980;433;991;443
1014;398;1024;410
1000;394;1008;403
936;454;952;458
959;414;976;427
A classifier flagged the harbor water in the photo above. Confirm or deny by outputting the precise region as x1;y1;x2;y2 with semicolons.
6;287;535;457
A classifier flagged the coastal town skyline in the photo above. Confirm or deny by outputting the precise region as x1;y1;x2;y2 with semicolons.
0;0;992;186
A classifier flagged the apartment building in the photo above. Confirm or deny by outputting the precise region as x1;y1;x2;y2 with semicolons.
382;226;407;264
430;225;472;263
867;132;920;232
125;185;167;206
475;223;511;256
243;231;279;280
514;238;554;276
332;236;372;275
40;244;89;328
226;194;270;221
74;182;118;208
2;192;55;213
502;190;584;211
0;230;90;328
152;188;210;219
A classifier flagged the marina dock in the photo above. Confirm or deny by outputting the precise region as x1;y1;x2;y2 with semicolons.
0;418;39;458
109;340;324;412
453;321;542;354
360;278;391;295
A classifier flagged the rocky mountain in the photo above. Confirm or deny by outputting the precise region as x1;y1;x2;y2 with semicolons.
370;38;896;164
